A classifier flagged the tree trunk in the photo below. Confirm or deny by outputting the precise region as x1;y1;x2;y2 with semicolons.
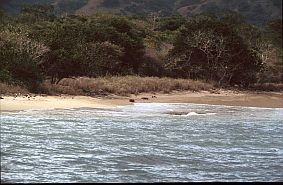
55;77;63;85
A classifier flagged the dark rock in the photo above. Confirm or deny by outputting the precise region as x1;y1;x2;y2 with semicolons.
141;97;149;100
0;97;4;99
129;99;135;102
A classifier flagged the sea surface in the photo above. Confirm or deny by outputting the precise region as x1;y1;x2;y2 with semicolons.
1;103;283;182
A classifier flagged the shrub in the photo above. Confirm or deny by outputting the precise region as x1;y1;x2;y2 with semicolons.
0;82;29;95
42;76;215;96
0;30;49;91
250;83;283;92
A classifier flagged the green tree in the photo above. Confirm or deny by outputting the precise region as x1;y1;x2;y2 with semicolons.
34;16;86;84
31;14;146;83
79;41;124;76
86;14;146;73
157;16;187;32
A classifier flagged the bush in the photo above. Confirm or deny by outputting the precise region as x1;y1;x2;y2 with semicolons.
42;76;215;96
0;82;29;95
79;41;124;77
250;83;283;92
0;31;49;91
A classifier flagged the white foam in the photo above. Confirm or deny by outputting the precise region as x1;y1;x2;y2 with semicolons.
186;112;199;116
183;112;217;116
116;106;126;108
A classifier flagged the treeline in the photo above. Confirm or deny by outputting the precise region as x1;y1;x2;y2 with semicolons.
0;5;282;92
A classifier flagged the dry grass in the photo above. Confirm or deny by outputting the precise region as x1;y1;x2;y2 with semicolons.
43;76;215;96
2;77;281;97
250;83;283;92
0;83;29;95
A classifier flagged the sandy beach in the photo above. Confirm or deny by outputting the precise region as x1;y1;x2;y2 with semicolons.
1;90;283;111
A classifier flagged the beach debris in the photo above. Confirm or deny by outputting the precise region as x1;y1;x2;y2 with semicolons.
152;95;157;98
141;97;149;100
0;97;4;99
209;89;220;94
129;99;135;102
23;94;32;98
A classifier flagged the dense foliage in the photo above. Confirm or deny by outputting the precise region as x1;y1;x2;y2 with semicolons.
166;14;264;87
0;6;282;92
0;30;48;91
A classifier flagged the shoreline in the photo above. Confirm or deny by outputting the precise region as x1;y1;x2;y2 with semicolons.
1;90;283;111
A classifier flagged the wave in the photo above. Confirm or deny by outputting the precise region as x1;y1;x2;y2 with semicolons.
184;112;217;116
133;102;283;110
166;111;217;116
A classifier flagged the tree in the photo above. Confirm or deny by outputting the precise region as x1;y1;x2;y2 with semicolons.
79;41;124;77
166;15;263;87
0;30;49;91
219;12;282;84
259;18;283;83
87;14;146;73
264;18;282;52
31;16;87;84
30;14;146;83
157;16;187;32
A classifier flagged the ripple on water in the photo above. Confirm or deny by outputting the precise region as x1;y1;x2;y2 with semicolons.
1;103;283;182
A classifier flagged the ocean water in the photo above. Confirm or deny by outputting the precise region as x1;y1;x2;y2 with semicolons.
1;103;283;182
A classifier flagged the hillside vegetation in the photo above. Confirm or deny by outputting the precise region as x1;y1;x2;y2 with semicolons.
0;0;282;25
0;4;282;95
